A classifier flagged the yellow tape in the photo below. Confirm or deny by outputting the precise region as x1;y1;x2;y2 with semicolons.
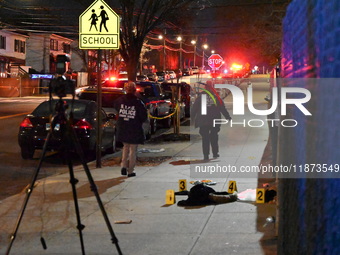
148;103;180;120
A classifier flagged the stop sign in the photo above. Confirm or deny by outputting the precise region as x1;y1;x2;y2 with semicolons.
208;54;224;69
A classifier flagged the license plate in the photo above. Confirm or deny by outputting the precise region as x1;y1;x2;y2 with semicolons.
46;123;60;131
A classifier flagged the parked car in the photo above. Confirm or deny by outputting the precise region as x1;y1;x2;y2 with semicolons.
167;70;176;79
161;82;194;117
77;86;152;138
146;73;158;82
191;66;199;74
117;73;129;81
18;99;116;159
136;75;149;81
182;68;193;76
135;81;173;130
160;83;188;119
156;71;170;82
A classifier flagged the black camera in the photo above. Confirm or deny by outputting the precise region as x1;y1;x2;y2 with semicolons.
49;76;75;98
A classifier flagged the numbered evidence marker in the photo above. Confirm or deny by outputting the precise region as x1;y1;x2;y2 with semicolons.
256;188;265;203
228;180;238;193
165;190;176;205
178;179;187;192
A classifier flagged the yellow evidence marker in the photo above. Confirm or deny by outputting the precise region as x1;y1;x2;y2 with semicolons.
228;180;238;193
256;188;265;203
178;179;187;192
165;190;176;205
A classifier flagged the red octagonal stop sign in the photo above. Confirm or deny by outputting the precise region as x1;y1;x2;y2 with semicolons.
208;54;224;69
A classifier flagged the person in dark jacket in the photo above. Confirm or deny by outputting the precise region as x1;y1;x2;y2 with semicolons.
191;81;231;160
114;81;147;177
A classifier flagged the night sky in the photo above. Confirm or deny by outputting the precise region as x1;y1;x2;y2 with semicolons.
1;0;290;66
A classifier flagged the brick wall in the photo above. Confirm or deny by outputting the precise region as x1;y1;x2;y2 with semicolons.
279;0;340;254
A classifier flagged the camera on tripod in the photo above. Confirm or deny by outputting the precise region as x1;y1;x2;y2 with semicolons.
49;76;75;98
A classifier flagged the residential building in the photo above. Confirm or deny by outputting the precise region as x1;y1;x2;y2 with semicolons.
0;30;28;78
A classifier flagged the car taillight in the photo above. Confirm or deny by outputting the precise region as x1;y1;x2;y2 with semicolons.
20;117;33;128
73;119;92;129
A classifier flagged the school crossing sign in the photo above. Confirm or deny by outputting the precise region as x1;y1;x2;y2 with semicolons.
79;0;120;49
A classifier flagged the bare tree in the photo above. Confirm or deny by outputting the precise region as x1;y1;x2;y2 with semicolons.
118;0;203;81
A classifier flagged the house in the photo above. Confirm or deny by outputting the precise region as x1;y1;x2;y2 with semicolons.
26;33;73;74
0;30;29;78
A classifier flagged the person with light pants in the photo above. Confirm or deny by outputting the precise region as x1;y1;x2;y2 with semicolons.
114;81;147;177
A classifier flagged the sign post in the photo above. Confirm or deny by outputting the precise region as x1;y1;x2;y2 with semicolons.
79;0;120;168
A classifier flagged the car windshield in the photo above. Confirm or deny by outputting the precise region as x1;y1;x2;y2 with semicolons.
137;85;155;98
156;72;164;76
32;100;89;119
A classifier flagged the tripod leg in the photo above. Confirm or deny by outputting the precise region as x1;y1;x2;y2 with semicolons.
6;132;52;255
67;157;86;255
70;128;123;255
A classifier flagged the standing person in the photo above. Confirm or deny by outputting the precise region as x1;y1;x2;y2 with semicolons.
191;81;231;160
114;82;147;177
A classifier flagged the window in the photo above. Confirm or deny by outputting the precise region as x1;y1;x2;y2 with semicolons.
50;39;58;51
0;35;6;49
63;43;71;54
14;39;25;53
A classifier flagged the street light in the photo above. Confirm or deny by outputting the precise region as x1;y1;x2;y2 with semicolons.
202;44;208;70
211;50;215;54
158;35;166;70
177;36;183;70
191;40;196;67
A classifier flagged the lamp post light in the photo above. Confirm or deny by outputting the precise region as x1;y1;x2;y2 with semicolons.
177;36;183;70
202;44;208;70
191;40;196;67
211;50;215;54
159;34;166;70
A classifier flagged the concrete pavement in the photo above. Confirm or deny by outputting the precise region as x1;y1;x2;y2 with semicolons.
0;76;276;255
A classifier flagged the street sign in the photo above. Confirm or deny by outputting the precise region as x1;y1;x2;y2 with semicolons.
208;54;224;69
79;0;120;49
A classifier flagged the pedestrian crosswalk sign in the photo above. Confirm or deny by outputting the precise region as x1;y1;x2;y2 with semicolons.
79;0;120;49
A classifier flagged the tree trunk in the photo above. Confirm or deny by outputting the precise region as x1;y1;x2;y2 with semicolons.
125;47;141;81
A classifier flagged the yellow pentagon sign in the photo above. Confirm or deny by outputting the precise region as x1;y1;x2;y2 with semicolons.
79;0;120;49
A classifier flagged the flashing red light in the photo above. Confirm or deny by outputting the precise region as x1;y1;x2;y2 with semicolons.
231;63;243;70
105;77;117;81
73;119;92;129
20;117;33;128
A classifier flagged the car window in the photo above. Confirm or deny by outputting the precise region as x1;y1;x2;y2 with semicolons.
79;91;124;108
32;100;88;119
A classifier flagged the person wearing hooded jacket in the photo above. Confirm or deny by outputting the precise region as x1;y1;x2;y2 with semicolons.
191;81;231;160
114;81;147;177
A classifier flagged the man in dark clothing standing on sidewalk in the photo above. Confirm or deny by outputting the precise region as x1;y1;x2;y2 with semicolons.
114;82;147;177
191;81;231;160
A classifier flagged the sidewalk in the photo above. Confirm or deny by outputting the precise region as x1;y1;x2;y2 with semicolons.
0;82;276;255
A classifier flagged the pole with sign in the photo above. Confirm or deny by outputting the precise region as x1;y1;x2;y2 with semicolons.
79;0;120;168
77;2;122;254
